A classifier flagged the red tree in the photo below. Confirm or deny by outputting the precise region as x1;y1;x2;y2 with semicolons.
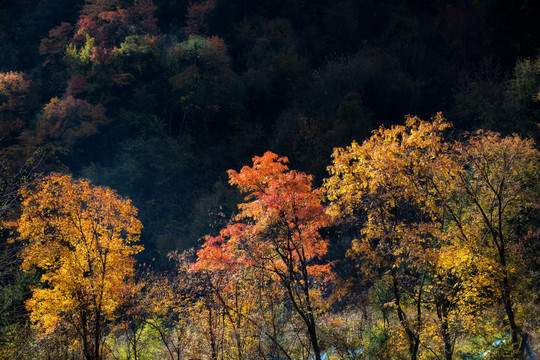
195;152;333;360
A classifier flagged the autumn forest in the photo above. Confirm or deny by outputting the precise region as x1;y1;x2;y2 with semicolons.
0;0;539;359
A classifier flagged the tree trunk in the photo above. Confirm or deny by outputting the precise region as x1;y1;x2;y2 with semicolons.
306;315;322;360
391;271;421;360
94;310;101;360
501;274;519;345
438;305;453;360
207;304;218;360
498;245;520;347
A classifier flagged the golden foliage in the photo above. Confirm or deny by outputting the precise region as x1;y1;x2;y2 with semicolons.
325;113;539;358
17;173;143;357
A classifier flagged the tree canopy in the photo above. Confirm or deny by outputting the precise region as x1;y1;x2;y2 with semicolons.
17;173;143;360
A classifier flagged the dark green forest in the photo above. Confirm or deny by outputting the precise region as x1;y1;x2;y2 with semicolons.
0;0;539;359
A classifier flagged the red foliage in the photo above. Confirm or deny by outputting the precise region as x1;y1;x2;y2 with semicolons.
75;0;157;57
195;151;332;279
185;0;215;36
39;22;75;66
195;151;332;360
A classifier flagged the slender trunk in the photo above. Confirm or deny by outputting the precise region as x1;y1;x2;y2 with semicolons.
207;304;218;360
498;245;520;346
299;251;322;360
133;327;139;360
412;273;425;360
442;325;453;360
94;310;101;360
501;274;519;344
81;309;93;360
391;271;420;360
307;314;322;360
284;280;322;360
437;302;453;360
278;241;322;360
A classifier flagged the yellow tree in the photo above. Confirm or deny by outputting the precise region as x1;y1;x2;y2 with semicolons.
325;115;456;360
325;115;493;360
325;114;539;358
453;131;539;350
17;173;143;360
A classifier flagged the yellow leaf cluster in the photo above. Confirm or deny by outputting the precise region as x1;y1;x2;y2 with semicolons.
17;173;143;342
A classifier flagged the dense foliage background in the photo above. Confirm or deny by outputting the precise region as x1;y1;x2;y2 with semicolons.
1;0;538;258
0;0;539;359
